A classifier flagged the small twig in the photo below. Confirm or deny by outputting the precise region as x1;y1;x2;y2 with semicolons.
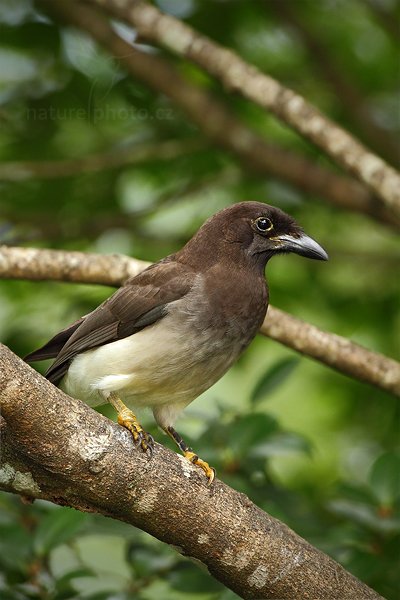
1;245;399;397
0;139;205;181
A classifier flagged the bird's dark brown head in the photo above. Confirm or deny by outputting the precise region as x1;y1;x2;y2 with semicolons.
179;201;328;270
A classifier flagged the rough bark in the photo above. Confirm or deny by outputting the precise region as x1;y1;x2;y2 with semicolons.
0;344;383;600
36;0;400;230
1;245;399;397
90;0;400;214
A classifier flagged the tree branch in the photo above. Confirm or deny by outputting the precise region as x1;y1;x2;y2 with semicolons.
366;0;400;43
36;0;400;230
0;139;205;181
0;344;383;600
268;0;399;166
262;307;400;397
0;245;150;285
1;245;399;397
91;0;400;214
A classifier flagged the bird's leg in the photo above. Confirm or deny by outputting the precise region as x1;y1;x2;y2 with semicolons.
108;392;154;455
166;426;215;484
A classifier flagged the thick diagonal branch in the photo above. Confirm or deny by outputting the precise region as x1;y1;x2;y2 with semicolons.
0;344;383;600
36;0;399;229
1;245;399;396
90;0;400;213
269;0;399;166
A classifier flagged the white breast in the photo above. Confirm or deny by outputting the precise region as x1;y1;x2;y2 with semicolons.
61;277;245;420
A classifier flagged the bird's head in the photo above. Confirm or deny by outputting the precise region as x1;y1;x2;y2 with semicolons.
235;201;328;263
180;201;328;270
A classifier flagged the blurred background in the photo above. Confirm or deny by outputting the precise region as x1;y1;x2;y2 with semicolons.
0;0;399;598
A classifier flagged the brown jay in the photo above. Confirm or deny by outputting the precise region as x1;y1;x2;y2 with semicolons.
26;202;328;483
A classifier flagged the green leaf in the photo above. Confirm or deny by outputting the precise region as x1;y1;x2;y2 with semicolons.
251;357;299;405
228;413;278;457
369;452;400;507
169;563;222;594
327;499;400;535
0;524;32;571
81;594;122;600
55;568;95;597
0;0;33;26
249;431;312;458
33;507;87;557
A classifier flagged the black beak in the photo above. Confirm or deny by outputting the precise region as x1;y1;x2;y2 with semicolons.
273;233;329;261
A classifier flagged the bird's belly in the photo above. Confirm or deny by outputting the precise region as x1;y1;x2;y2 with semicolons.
61;312;244;410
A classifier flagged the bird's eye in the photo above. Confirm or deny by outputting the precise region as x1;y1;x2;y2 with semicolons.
254;216;273;233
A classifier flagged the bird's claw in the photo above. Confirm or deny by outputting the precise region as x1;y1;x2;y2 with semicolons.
135;430;155;456
118;412;154;456
184;450;216;484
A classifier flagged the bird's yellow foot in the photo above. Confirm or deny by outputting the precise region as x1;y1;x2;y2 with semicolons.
165;426;216;484
117;408;154;455
184;450;216;484
107;393;154;455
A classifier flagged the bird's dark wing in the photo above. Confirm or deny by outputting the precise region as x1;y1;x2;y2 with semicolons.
27;259;194;385
25;316;85;362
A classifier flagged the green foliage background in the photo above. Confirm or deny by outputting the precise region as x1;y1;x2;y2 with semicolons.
0;0;399;598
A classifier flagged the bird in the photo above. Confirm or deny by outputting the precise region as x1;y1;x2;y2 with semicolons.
25;201;328;483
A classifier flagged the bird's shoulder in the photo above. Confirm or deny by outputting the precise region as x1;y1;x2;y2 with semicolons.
120;257;195;309
67;257;195;343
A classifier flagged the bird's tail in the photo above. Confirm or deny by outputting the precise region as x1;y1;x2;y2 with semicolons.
24;317;84;363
